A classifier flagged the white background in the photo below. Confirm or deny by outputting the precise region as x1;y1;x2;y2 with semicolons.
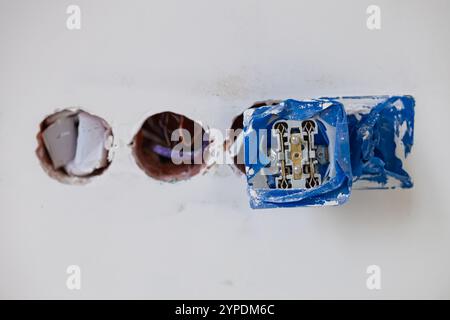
1;0;449;299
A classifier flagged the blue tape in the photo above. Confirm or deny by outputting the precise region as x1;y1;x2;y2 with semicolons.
243;95;415;209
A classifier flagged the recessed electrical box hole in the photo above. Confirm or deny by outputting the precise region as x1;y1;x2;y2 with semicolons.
131;111;209;182
36;109;114;184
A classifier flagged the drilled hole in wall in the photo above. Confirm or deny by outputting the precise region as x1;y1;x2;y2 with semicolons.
226;100;282;174
36;109;114;184
131;111;209;182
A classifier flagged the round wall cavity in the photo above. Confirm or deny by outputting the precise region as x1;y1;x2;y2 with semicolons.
36;109;114;184
226;100;282;174
131;111;209;182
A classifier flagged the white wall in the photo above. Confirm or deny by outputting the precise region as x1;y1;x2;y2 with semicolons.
0;0;449;299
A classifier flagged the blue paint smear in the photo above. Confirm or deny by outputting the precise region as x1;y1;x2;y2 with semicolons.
327;95;415;189
243;99;352;209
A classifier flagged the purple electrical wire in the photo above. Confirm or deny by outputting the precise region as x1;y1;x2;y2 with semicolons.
152;141;209;162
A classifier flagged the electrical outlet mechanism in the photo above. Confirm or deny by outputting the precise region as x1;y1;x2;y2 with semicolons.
272;119;329;190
